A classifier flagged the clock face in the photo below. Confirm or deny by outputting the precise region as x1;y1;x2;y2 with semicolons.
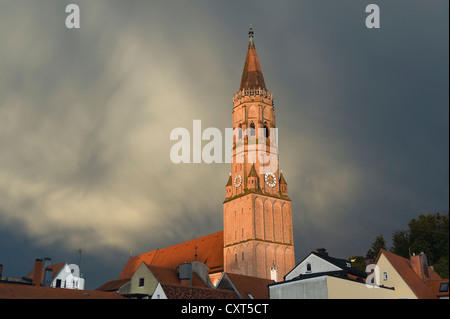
234;175;242;188
264;172;277;188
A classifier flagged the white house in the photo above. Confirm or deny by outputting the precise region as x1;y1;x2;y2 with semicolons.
284;248;361;281
27;258;85;290
270;248;395;299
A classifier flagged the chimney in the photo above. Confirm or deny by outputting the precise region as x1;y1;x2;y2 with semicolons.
191;261;213;287
270;262;278;283
42;257;51;269
32;259;43;286
411;252;430;283
317;248;328;257
43;268;53;287
179;263;192;286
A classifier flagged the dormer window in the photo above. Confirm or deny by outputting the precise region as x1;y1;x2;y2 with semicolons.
439;282;449;292
306;263;312;272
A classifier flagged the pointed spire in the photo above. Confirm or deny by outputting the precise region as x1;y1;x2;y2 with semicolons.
239;26;267;91
226;172;232;186
279;170;287;185
248;164;258;178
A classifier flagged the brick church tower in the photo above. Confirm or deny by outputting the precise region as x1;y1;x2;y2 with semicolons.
223;27;295;281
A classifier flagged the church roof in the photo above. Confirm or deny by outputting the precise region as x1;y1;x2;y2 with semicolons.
118;231;224;280
239;27;267;91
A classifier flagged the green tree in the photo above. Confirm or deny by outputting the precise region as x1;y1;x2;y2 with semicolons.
391;229;410;258
367;234;387;258
390;212;449;279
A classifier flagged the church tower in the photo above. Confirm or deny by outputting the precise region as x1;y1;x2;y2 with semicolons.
223;27;295;281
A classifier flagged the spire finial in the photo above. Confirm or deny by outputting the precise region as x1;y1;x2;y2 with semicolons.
249;25;254;46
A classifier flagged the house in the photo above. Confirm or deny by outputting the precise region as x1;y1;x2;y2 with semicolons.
269;248;395;299
374;249;448;299
116;231;224;287
1;258;85;290
98;259;225;299
0;258;122;299
25;258;85;290
215;272;274;299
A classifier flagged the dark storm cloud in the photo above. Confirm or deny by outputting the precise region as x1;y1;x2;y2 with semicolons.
0;1;448;288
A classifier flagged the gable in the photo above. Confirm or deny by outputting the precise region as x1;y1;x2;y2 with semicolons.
285;253;342;281
376;249;437;299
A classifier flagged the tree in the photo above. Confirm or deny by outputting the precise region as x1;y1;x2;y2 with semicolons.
391;229;410;258
390;212;449;279
367;234;387;258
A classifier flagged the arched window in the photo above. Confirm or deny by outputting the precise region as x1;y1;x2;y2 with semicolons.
264;122;269;138
238;124;243;140
306;263;312;272
249;122;256;136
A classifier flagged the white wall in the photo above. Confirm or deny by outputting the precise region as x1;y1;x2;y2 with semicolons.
51;263;85;290
285;254;341;281
270;276;328;299
151;283;167;299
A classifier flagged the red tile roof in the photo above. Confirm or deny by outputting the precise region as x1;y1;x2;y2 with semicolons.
377;249;445;299
96;278;131;292
0;283;125;299
159;283;238;299
146;264;208;287
25;262;66;285
118;231;223;280
218;273;274;299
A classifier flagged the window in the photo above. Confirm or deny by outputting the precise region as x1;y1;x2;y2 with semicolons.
439;282;449;292
242;252;245;261
249;122;256;136
238;124;243;140
382;271;388;281
139;278;145;287
264;123;269;138
306;263;312;272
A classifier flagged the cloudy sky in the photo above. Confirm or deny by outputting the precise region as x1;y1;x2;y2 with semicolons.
0;1;448;289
